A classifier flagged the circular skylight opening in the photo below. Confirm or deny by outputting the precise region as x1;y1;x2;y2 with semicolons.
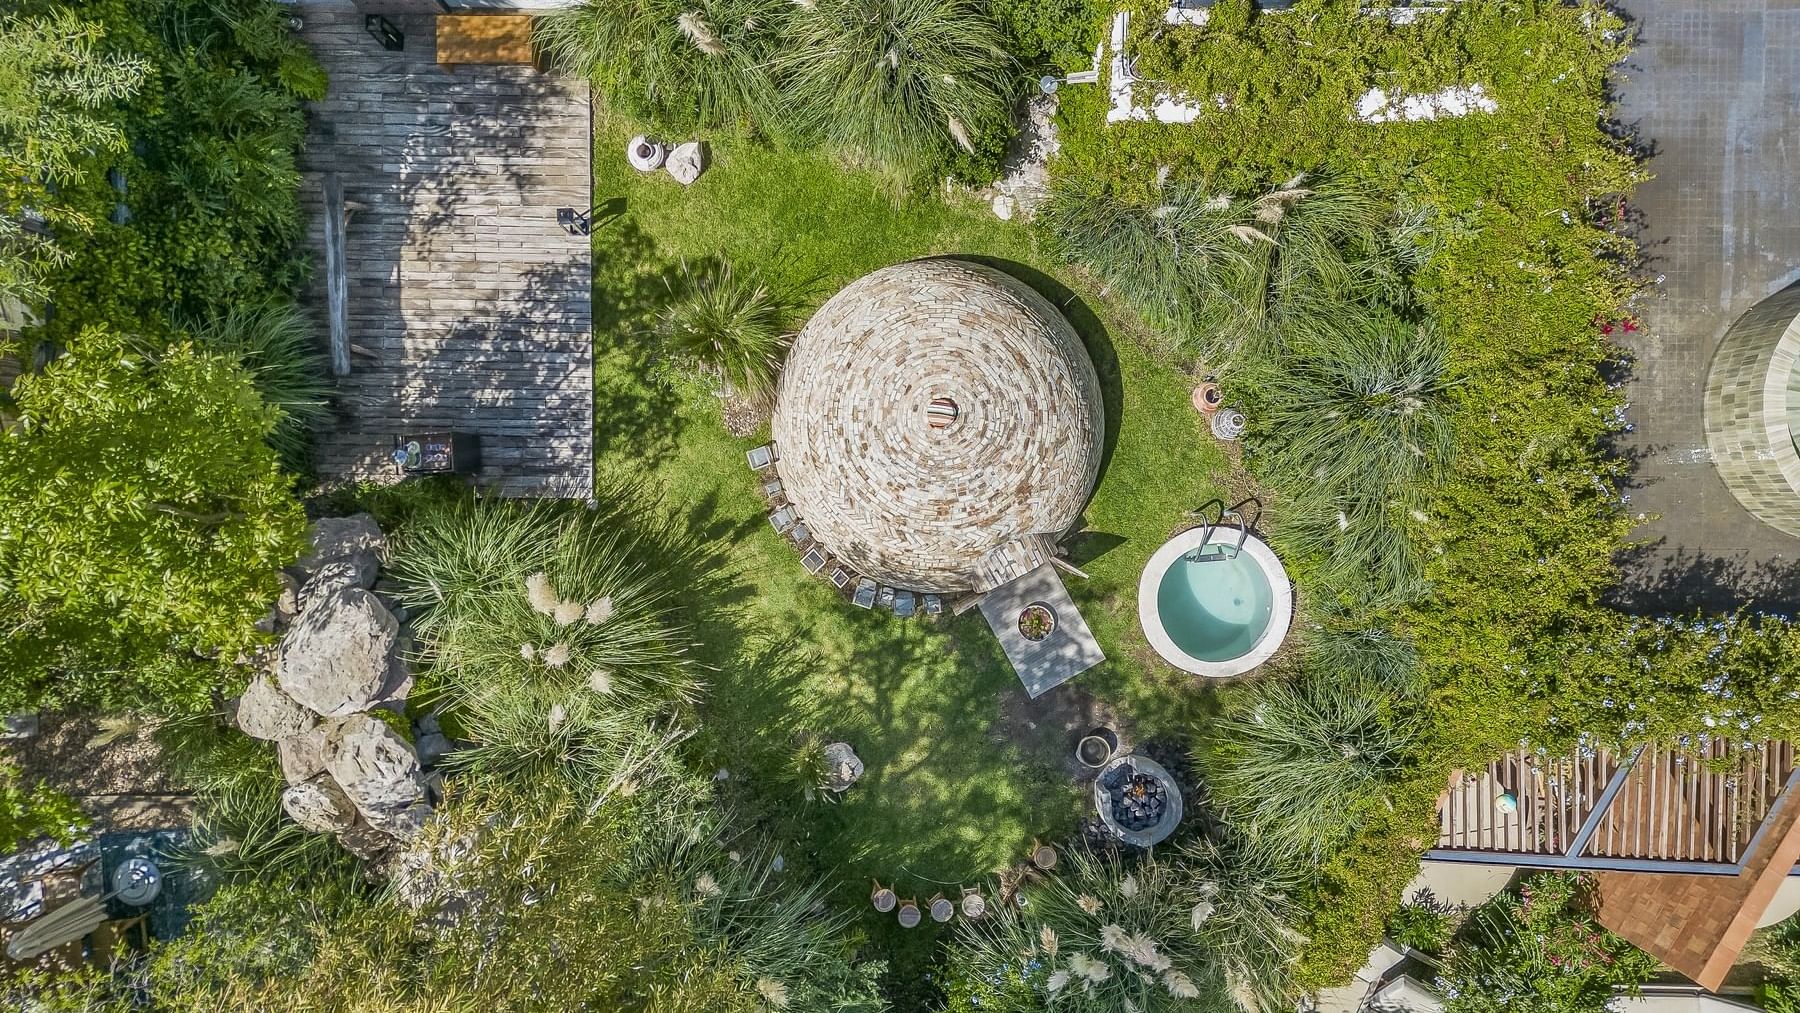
927;396;960;430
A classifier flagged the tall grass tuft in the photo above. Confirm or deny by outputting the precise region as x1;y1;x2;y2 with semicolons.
1174;830;1307;1013
1207;671;1419;862
658;260;795;406
773;0;1017;182
189;301;331;472
536;0;784;129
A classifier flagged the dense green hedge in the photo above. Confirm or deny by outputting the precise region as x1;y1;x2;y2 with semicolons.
0;0;320;712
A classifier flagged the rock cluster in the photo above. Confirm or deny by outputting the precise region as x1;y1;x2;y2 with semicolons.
234;514;438;867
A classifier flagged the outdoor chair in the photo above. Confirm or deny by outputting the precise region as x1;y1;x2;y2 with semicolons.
853;578;878;609
769;505;798;535
802;547;827;574
878;586;896;611
960;887;987;920
870;881;897;913
893;590;916;618
746;444;776;472
923;593;943;617
928;893;955;923
897;898;922;928
830;564;853;590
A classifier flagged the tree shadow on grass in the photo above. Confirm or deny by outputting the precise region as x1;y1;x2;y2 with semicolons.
590;210;692;469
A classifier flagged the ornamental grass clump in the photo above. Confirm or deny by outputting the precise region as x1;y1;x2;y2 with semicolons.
951;849;1234;1012
1207;670;1420;863
390;500;702;717
536;0;785;129
658;261;796;407
773;0;1017;182
189;300;332;473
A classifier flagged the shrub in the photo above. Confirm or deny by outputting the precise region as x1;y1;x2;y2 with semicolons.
536;0;783;131
189;301;332;473
984;0;1109;71
1207;670;1419;862
1436;873;1655;1012
0;327;306;712
1386;892;1455;955
1173;831;1306;1011
0;761;87;851
658;261;795;407
774;0;1018;183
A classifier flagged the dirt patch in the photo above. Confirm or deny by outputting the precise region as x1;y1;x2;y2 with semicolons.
994;680;1134;784
2;716;195;832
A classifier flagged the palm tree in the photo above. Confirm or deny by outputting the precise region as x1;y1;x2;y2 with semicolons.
773;0;1017;182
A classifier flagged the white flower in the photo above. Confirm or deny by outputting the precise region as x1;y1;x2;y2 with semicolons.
585;596;615;624
755;977;790;1009
525;573;559;615
520;642;536;660
1162;969;1199;999
677;12;725;56
1119;875;1138;899
1191;900;1216;930
1099;924;1131;954
553;599;585;625
543;642;572;668
947;115;974;154
695;872;721;897
1046;969;1070;992
1070;953;1110;984
588;669;614;694
1038;924;1059;957
548;703;567;732
1077;893;1103;915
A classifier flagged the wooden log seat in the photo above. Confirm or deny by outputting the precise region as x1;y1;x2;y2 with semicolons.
436;15;537;68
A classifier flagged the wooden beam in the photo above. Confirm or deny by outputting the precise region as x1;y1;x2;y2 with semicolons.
323;173;351;377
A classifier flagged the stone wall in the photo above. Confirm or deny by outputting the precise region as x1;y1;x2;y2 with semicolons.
1703;282;1800;538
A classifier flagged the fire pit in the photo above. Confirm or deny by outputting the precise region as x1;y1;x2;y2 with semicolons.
1092;754;1183;847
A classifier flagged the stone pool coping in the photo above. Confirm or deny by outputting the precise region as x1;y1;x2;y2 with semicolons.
1136;527;1292;678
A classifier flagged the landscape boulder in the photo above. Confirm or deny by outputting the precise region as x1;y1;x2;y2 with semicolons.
281;775;359;834
325;714;429;839
824;741;864;793
296;514;387;576
665;141;709;186
299;555;380;609
276;587;402;717
235;675;317;742
277;719;338;783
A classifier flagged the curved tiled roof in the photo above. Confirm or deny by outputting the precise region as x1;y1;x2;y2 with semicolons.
770;259;1104;593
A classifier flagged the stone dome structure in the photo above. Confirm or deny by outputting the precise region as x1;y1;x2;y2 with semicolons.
770;259;1105;594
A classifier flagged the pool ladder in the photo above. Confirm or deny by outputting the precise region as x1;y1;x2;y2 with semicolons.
1183;497;1262;563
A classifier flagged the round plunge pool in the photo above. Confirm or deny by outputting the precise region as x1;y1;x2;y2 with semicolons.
1137;527;1293;678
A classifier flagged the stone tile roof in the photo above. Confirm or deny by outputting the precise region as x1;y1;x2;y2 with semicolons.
769;259;1103;593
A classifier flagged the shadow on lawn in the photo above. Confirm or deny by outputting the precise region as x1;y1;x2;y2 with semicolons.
590;210;690;468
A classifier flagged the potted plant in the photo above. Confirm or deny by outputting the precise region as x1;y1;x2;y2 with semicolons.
1018;603;1056;642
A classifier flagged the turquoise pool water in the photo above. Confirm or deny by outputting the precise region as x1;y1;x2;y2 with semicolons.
1154;548;1276;663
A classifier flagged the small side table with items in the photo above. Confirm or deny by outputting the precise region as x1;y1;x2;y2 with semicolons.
392;432;481;477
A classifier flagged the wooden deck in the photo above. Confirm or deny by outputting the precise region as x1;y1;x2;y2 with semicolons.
1436;741;1798;865
297;9;593;498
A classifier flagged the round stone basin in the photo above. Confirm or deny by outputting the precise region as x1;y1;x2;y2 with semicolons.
1137;528;1292;678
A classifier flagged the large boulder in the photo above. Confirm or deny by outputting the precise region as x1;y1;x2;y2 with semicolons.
235;675;317;742
281;775;359;834
296;514;387;576
276;587;403;717
325;714;428;839
299;556;379;610
277;719;338;783
337;818;400;866
824;741;864;793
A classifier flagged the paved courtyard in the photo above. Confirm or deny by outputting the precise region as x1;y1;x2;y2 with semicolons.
1612;0;1800;611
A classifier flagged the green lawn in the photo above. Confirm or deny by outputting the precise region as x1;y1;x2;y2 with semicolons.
590;115;1230;907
